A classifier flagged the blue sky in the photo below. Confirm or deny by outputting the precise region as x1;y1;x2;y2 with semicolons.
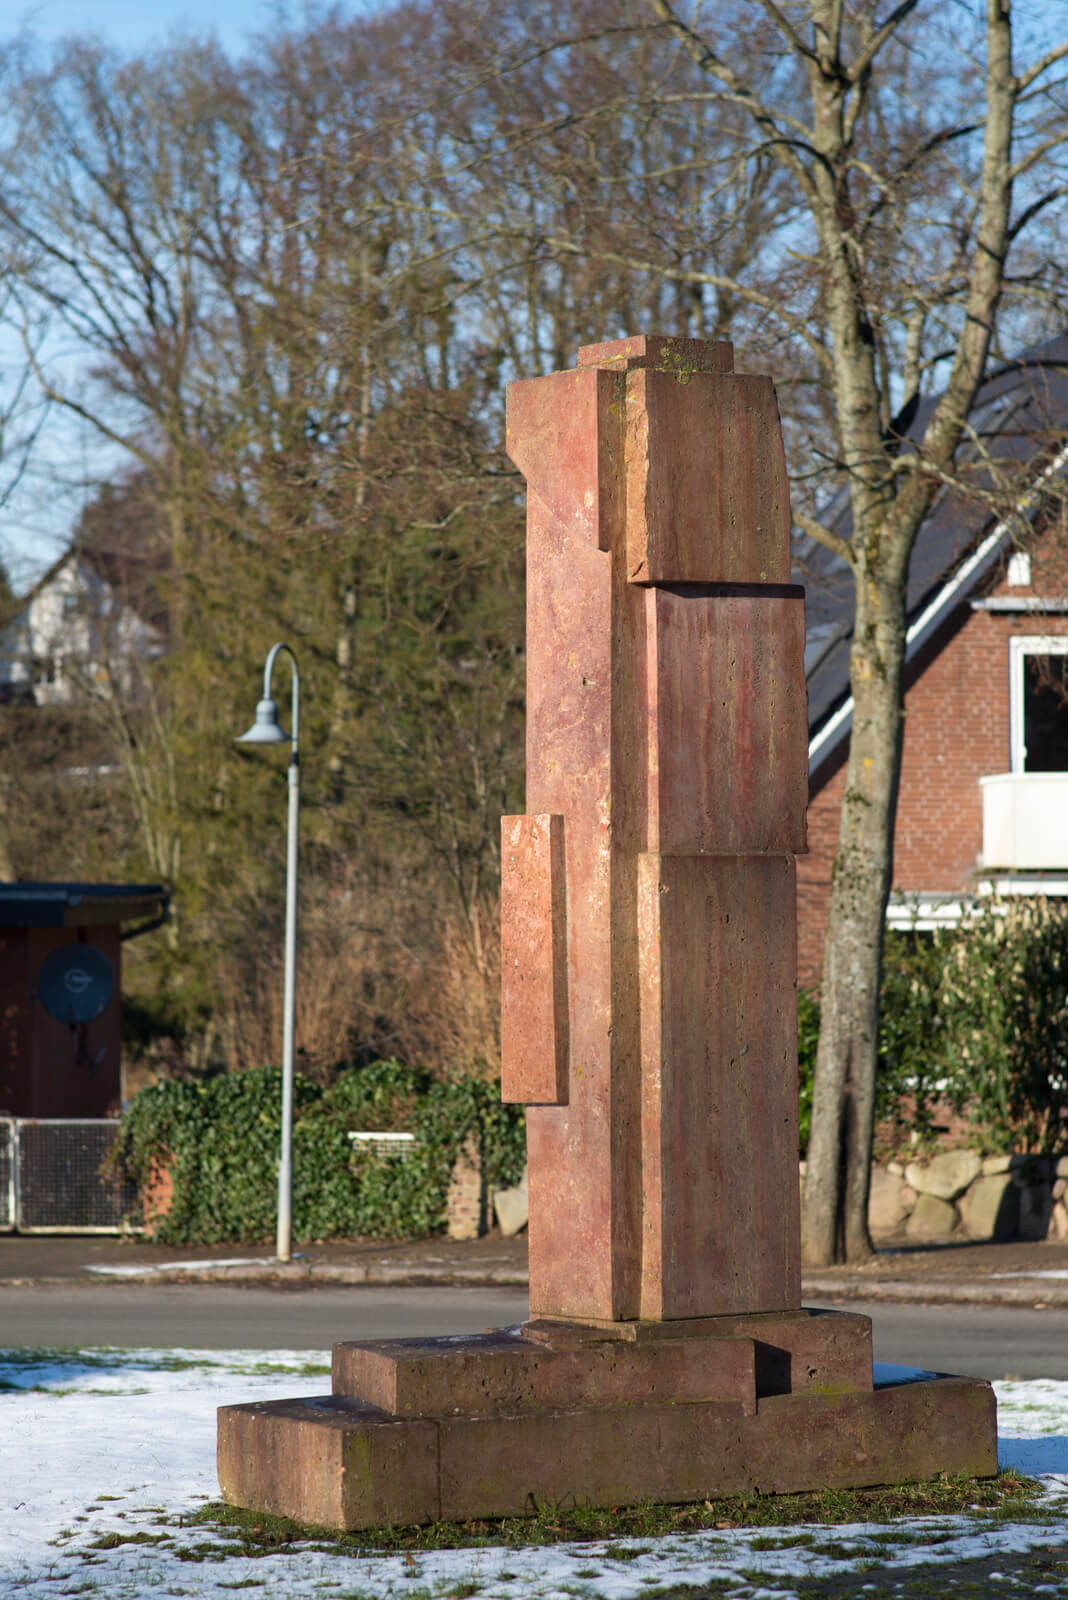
6;0;298;59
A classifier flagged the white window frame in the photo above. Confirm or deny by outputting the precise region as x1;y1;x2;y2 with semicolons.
1009;635;1068;773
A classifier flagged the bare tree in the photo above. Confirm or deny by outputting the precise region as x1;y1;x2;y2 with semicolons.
615;0;1068;1262
424;0;1068;1258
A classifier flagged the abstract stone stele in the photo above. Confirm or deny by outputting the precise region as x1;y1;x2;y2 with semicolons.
217;334;997;1528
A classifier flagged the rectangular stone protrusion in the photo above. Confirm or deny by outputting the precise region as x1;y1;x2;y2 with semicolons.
435;1378;996;1523
217;1397;439;1530
501;813;568;1104
577;334;734;374
333;1328;757;1416
644;588;808;854
520;1308;872;1397
706;1308;873;1396
625;370;792;585
506;366;623;553
220;1372;995;1530
750;1378;998;1490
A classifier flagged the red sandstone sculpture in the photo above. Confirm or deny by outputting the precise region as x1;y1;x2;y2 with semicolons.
502;334;806;1325
217;336;997;1528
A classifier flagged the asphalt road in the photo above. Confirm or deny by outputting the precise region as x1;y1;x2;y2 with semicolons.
807;1298;1068;1380
3;1283;1068;1380
0;1283;531;1351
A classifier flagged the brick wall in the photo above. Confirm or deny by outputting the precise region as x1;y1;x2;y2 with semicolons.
445;1133;489;1239
798;529;1068;987
797;758;845;989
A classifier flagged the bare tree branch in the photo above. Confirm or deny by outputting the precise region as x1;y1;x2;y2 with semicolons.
794;508;852;560
1016;37;1068;96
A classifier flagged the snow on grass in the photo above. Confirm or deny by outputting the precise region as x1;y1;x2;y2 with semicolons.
1;1348;1067;1599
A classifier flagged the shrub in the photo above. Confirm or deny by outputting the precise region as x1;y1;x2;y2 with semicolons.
114;1058;526;1245
797;953;946;1160
875;927;948;1151
797;987;819;1159
804;898;1068;1159
937;897;1068;1152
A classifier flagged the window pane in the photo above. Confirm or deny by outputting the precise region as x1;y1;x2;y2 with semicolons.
1024;654;1068;771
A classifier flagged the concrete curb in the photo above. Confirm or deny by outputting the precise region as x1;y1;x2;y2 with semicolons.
136;1262;532;1286
6;1261;1067;1304
157;1267;1068;1302
801;1274;1068;1308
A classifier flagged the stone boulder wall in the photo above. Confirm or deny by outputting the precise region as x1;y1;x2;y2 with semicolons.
867;1166;917;1235
862;1152;1068;1242
958;1174;1019;1242
904;1149;981;1200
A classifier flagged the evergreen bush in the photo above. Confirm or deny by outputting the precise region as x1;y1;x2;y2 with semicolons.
875;926;948;1151
799;898;1068;1159
796;987;819;1158
937;897;1068;1152
114;1059;526;1245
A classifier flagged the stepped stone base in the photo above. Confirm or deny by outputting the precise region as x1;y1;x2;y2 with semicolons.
217;1310;997;1530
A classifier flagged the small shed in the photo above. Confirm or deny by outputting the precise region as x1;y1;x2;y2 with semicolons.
0;883;169;1117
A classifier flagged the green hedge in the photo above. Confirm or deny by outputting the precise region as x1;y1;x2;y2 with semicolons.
114;1058;526;1245
798;897;1068;1158
797;987;819;1157
936;897;1068;1151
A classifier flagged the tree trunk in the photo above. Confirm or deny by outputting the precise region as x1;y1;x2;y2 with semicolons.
802;554;907;1266
802;0;1016;1263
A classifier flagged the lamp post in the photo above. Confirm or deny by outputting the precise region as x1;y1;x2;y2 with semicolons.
236;642;300;1263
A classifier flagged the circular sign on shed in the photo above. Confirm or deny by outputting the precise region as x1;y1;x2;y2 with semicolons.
37;945;115;1026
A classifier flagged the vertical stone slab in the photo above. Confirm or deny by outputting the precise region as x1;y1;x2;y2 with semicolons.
500;814;568;1105
643;588;808;855
507;365;633;1322
506;365;621;553
625;371;792;586
637;853;802;1319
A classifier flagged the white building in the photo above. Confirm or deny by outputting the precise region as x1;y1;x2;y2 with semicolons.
0;549;165;706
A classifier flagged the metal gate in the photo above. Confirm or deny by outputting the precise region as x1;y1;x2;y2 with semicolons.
0;1120;13;1231
0;1118;142;1234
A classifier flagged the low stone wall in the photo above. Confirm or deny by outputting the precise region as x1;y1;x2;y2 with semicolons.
868;1149;1068;1242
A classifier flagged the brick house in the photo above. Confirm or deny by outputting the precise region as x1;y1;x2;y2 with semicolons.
797;335;1068;988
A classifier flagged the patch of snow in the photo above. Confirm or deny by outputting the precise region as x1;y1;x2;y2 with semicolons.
0;1349;1067;1600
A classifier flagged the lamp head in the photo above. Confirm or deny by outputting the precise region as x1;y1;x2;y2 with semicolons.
236;696;288;745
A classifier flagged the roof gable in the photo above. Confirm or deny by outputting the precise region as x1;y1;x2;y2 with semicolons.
800;332;1068;774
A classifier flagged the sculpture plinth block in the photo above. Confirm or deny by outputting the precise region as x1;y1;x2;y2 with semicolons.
218;1313;996;1531
219;334;997;1525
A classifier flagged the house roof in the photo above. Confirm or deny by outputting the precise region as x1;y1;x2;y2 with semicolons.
0;882;169;934
798;331;1068;777
13;541;168;635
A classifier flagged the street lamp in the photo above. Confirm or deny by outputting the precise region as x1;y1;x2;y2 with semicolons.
236;642;300;1263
